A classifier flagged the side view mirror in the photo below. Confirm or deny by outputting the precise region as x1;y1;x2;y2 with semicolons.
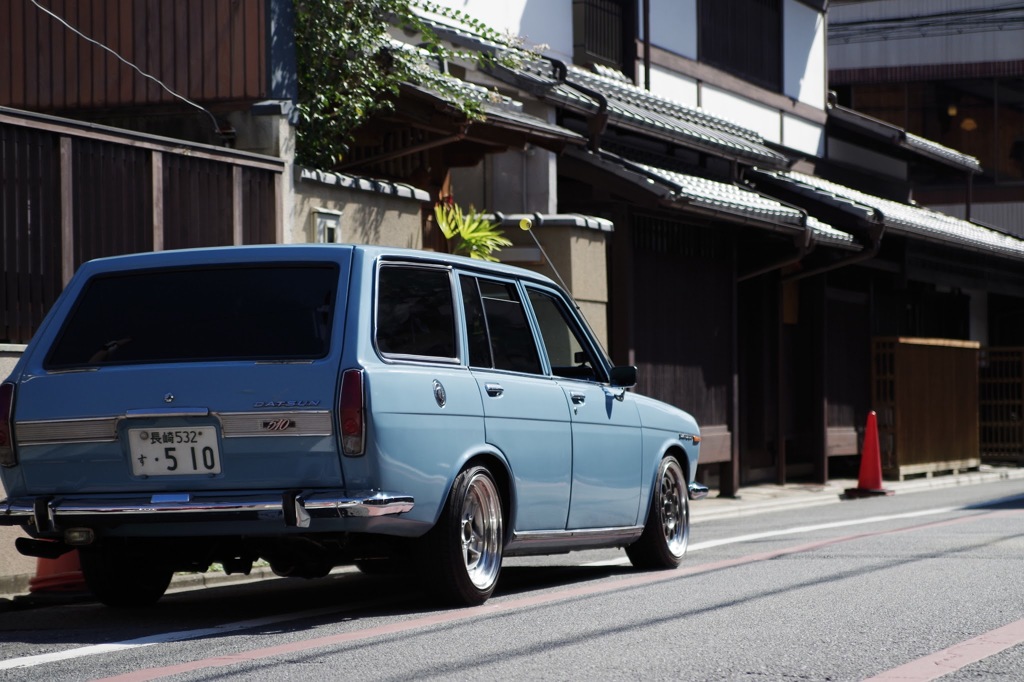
609;365;637;388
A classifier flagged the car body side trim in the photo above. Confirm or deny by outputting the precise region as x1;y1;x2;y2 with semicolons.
504;525;644;555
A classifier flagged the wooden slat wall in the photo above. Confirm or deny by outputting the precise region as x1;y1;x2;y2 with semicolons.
241;167;277;244
872;337;981;479
979;348;1024;463
71;137;153;263
0;0;267;111
162;155;234;250
632;214;733;427
0;112;282;345
0;125;64;343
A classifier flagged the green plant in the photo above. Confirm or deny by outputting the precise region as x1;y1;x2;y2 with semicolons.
293;0;530;171
434;202;512;262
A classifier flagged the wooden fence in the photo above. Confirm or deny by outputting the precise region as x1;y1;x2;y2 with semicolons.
979;347;1024;464
871;337;981;480
1;107;283;344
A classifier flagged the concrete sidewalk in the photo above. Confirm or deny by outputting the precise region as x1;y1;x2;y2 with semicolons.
692;464;1024;522
3;464;1023;605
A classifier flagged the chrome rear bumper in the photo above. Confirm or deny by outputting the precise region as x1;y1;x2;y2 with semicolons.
688;482;710;500
0;489;414;531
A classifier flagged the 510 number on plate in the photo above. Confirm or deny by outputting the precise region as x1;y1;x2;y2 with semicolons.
128;428;222;476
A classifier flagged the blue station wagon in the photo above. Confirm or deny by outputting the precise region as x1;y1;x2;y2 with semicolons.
0;245;706;607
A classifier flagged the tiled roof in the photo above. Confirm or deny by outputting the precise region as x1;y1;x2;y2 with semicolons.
827;104;981;173
565;149;856;248
298;168;430;201
632;162;855;248
390;41;584;147
500;60;790;168
485;212;615;232
756;170;1024;259
410;15;789;168
903;133;982;173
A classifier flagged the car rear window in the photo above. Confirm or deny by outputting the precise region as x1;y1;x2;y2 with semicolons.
45;264;339;368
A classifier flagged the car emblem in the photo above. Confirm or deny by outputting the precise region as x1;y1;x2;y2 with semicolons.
433;380;447;408
164;393;175;403
262;419;296;432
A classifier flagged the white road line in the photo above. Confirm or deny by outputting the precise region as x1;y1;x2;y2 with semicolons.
0;605;349;670
582;505;963;567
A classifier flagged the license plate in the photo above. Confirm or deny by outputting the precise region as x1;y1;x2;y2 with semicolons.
128;427;222;476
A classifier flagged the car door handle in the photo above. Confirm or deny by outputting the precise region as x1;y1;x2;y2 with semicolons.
485;383;504;397
570;392;586;405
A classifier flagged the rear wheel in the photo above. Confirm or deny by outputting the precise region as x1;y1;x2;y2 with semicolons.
80;546;173;608
626;455;689;569
426;465;504;606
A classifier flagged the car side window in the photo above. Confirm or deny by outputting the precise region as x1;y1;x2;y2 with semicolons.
376;265;457;360
460;275;542;374
526;288;600;382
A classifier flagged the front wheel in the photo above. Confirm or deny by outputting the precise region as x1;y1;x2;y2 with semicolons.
626;455;690;569
426;465;504;606
80;546;173;608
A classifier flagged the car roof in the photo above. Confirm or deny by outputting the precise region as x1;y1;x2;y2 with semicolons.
73;244;562;289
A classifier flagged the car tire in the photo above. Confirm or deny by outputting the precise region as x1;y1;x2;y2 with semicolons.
79;546;173;608
626;455;689;570
426;465;504;606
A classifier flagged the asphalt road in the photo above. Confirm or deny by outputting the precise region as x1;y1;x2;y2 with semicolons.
3;479;1024;681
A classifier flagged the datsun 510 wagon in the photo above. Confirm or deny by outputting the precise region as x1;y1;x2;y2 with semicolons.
0;245;706;607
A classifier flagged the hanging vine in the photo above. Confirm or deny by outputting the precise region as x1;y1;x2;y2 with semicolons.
293;0;527;171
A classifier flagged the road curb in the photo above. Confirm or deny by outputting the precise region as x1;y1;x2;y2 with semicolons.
692;466;1024;523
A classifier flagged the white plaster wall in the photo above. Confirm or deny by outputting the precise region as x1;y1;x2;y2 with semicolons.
422;0;573;61
784;0;827;109
701;86;782;144
783;113;826;156
0;350;22;383
0;349;38;591
293;183;424;249
648;65;699;109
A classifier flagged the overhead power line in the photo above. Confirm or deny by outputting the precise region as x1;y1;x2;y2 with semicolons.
829;3;1024;43
29;0;225;139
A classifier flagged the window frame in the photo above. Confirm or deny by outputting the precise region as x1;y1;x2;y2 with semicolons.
522;283;614;385
373;261;461;365
458;273;544;376
697;0;782;94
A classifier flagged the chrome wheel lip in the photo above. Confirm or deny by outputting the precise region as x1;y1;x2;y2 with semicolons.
461;471;503;590
659;459;689;558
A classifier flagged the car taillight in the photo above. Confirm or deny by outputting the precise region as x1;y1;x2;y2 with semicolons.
339;369;365;456
0;382;15;467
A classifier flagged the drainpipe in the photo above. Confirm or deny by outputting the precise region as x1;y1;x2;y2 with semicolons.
642;0;651;90
549;58;609;152
966;171;973;222
783;219;885;283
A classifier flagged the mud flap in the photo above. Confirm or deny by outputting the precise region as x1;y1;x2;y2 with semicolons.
282;491;311;528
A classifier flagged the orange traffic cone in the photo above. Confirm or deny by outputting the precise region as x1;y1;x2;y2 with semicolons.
28;549;87;593
843;411;894;499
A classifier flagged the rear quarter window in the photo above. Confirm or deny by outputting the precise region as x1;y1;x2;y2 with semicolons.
45;264;339;368
375;265;457;360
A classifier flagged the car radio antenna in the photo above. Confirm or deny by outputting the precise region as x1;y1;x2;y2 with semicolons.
517;217;572;295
